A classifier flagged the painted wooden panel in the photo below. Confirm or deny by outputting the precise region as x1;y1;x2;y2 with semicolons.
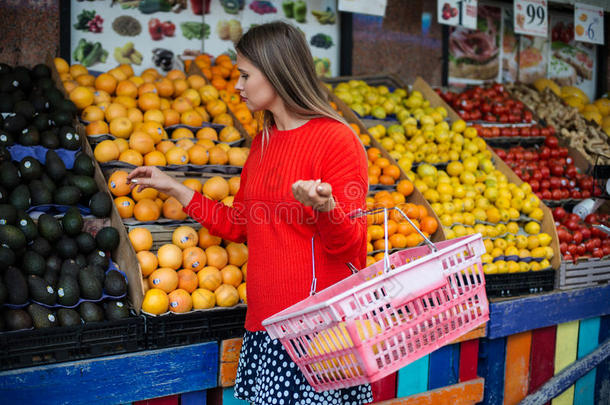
396;356;429;398
220;338;243;363
180;390;207;405
503;331;532;405
371;373;397;402
374;377;484;405
0;342;218;405
528;325;557;396
222;387;248;405
219;362;239;387
551;321;579;405
595;315;610;405
573;317;600;405
428;344;460;390
451;323;486;344
477;337;506;405
134;395;179;405
458;339;479;382
487;284;610;339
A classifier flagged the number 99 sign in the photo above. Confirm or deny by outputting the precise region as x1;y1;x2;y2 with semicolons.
514;0;548;38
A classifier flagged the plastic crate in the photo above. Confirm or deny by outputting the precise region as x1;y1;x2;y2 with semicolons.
0;316;146;371
485;269;555;298
145;305;247;349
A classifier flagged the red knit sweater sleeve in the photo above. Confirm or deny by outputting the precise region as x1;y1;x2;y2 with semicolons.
316;128;368;260
182;167;248;243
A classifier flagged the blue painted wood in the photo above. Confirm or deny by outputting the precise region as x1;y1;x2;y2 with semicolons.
487;284;610;339
595;315;610;405
574;317;600;405
520;338;610;405
477;337;506;405
396;355;429;397
181;390;207;405
427;344;460;390
222;387;249;405
0;342;218;405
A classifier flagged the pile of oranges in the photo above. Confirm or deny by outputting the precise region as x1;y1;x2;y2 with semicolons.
133;225;247;315
367;147;402;186
365;183;438;266
108;170;239;221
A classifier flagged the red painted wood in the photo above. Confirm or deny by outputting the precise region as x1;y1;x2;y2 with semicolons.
372;372;397;403
459;339;479;382
528;325;557;405
133;394;179;405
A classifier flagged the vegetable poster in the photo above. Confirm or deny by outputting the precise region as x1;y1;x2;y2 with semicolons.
70;0;340;77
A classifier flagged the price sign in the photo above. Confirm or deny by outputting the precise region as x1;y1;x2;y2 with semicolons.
514;0;548;37
338;0;387;17
574;3;604;45
437;0;478;30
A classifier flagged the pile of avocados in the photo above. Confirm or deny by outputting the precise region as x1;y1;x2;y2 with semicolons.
0;62;81;150
1;213;129;331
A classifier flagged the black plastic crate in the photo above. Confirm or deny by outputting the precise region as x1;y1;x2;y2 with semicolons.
145;305;247;349
0;316;146;371
485;269;555;298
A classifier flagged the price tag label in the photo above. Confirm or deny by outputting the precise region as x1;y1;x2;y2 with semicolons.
574;3;604;45
338;0;387;17
514;0;548;37
437;0;478;30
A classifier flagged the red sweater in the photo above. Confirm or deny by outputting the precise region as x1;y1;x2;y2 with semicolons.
183;117;368;331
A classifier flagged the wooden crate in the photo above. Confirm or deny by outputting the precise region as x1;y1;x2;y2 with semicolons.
557;258;610;290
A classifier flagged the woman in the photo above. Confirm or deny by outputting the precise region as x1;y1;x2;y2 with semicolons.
128;21;371;404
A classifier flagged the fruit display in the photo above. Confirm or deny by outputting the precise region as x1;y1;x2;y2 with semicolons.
552;208;610;262
134;225;247;315
473;123;555;141
366;146;403;188
330;80;410;120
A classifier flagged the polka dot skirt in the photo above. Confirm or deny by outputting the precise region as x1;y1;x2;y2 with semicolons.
234;331;373;405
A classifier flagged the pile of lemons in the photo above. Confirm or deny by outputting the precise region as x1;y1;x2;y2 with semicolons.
330;80;411;120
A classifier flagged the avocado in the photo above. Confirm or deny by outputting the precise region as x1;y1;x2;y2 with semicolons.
0;224;27;250
75;253;87;268
37;213;63;242
9;184;31;211
43;268;59;287
19;126;40;146
16;211;37;241
28;274;57;305
57;308;81;326
69;175;98;199
79;302;104;322
105;300;130;320
31;236;52;257
35;77;55;92
56;236;78;259
57;275;80;306
0;161;21;189
75;232;96;254
30;94;51;114
0;186;6;204
39;173;57;193
0;245;16;270
58;126;81;150
0;144;11;163
0;203;17;225
0;63;11;74
58;99;78;116
32;64;51;79
13;100;35;121
46;88;64;109
29;180;53;206
40;129;60;149
104;270;127;296
51;110;72;127
11;89;26;103
3;308;32;331
89;191;112;218
0;130;15;147
61;207;83;236
19;156;43;181
96;226;120;252
78;267;103;300
0;74;14;92
59;258;80;278
2;113;28;135
0;93;13;113
88;249;109;270
27;303;57;329
85;264;106;285
53;185;81;205
0;278;7;305
59;172;74;188
22;251;46;276
4;266;28;305
12;66;32;93
73;153;95;177
45;149;66;182
32;112;50;131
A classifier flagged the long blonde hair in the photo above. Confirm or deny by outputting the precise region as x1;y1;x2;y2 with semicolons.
235;21;351;143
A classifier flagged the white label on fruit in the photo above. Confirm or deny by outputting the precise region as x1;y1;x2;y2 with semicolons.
12;81;18;87
437;0;477;29
47;286;54;294
74;134;79;141
48;314;55;322
24;161;31;168
170;301;178;308
19;219;27;226
574;3;604;45
181;236;188;244
152;278;160;285
45;102;49;109
0;220;5;225
99;251;106;257
22;128;28;134
66;133;73;140
117;301;124;307
192;261;199;268
514;0;548;37
338;0;387;17
0;135;6;141
58;288;65;297
121;201;130;207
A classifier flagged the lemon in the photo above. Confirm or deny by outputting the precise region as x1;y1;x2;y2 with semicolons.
465;227;476;235
437;183;454;197
472;208;487;222
507;261;520;273
481;253;493;263
519;262;530;272
446;161;464;177
452;213;464;224
452;198;464;211
486;208;501;223
524;221;541;235
529;208;544;221
444;228;456;239
460;171;476;185
494;238;508;250
539;259;551;269
440;214;453;227
527;235;540;250
508;208;521;220
505;246;519;256
476;224;488;237
483;239;494;252
430;203;444;216
424;189;440;203
453;225;467;237
506;222;519;234
538;232;552;247
511;198;524;210
484;187;498;202
463;212;475;226
496;260;508;273
516;235;528;249
491;247;504;258
483;264;498;274
519;248;531;258
486;225;499;238
545;247;554;260
442;202;456;215
463;197;475;211
495;223;507;236
464;127;478;139
530;262;541;271
531;247;547;258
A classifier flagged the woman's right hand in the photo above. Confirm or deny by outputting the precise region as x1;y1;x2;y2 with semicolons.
127;166;195;206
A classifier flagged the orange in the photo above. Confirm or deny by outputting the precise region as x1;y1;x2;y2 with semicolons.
171;127;195;139
237;283;246;303
367;147;382;162
129;75;144;87
143;109;165;125
220;265;243;288
129;131;155;155
127;107;144;124
93;139;119;162
228;177;240;195
405;233;424;248
173;78;188;96
183;246;207;272
379;174;395;186
175;138;195;151
115;80;138;98
114;95;138;109
390;191;406;205
142;288;169;315
181;110;204;127
168;289;193;312
138;92;161;111
69;86;94;109
95;73;117;94
221;196;234;207
163;108;180;127
108;170;131;197
63;81;77;94
156;140;175;154
142;67;160;78
148;267;179;293
389;233;407;249
196;127;218;141
137;250;158;277
203;176;230;201
172;225;198;249
198;266;222;291
420;216;438;235
187;74;206;90
227;148;247;166
75;74;95;87
182;178;202;193
118;63;134;78
215;284;239;307
69;64;88;78
383;165;401;180
192;288;216;309
418;205;428;219
182;88;201;107
177;270;199;293
211;77;227;91
219;126;241;143
212;113;233;126
114;196;135;218
188;144;209;165
207;146;228;165
206;99;227;117
226;242;248;266
234;108;253;125
398;219;419;236
162;197;187;220
167;69;186;81
171;97;193;114
114;136;129;154
54;57;69;74
373;239;390;251
140;120;167;144
141;72;158;84
199;85;219;104
129;227;154;252
144;150;167;166
133;198;161;222
241;262;247;281
107;67;128;82
137;82;158;97
131;186;159;202
396;179;414;197
157;243;183;270
155;78;175;97
165;146;189;165
81;105;105;122
197;139;216;149
198;227;221;249
105;102;128;121
205;245;228;269
119;149;143;166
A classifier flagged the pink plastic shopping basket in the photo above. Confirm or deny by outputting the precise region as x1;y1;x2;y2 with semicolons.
262;207;489;392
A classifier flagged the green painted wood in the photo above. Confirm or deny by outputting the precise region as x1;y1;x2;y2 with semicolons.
222;387;248;405
552;321;579;405
396;356;429;397
574;317;600;405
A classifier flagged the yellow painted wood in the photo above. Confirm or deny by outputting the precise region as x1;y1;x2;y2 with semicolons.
551;321;580;405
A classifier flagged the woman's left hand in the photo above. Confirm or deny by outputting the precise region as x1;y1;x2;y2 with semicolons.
292;179;335;212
